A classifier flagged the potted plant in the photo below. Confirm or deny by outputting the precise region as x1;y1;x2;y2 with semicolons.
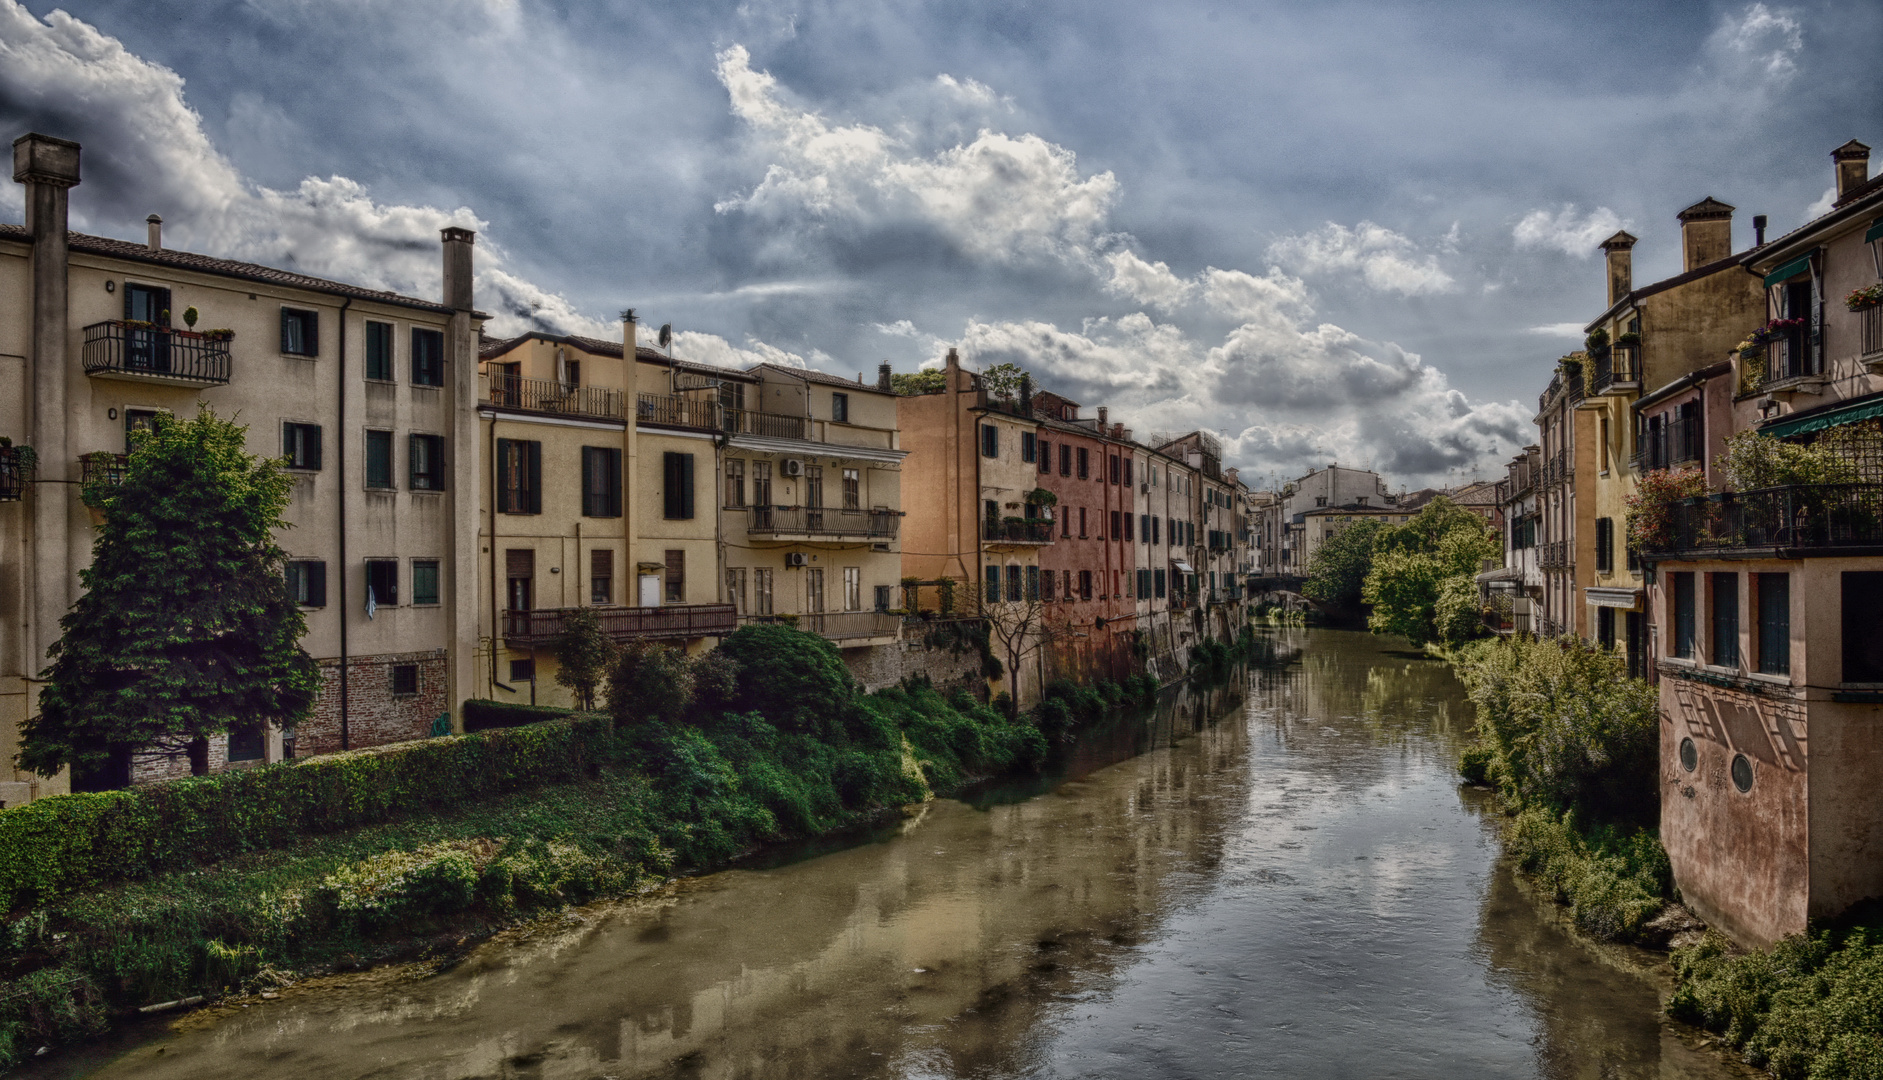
1845;284;1883;311
1625;467;1707;555
202;328;235;341
1584;328;1610;356
1614;331;1641;348
173;306;203;339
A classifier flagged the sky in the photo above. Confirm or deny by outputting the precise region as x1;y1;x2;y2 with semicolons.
2;0;1878;489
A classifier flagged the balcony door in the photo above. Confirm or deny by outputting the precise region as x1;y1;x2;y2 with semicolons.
124;283;171;372
804;465;824;532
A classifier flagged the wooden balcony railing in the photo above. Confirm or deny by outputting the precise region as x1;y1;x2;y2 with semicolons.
82;321;232;385
488;374;625;420
749;505;899;539
502;604;737;645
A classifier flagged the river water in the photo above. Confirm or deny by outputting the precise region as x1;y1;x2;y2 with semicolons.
69;628;1736;1079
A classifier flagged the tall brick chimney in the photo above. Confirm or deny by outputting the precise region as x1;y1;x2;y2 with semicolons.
1601;231;1637;307
1833;140;1871;203
1677;197;1734;271
441;226;475;311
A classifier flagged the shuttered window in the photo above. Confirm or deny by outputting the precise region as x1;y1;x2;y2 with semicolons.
365;430;393;489
286;560;327;607
582;446;622;517
365;321;395;381
409;434;446;491
281;308;318;356
283;422;322;470
663;452;695;519
497;439;542;514
981;424;998;458
411;328;444;386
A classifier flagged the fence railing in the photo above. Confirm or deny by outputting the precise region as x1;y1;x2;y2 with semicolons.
0;446;27;501
636;395;813;439
82;321;232;384
1862;305;1883;358
749;505;899;539
1591;346;1639;395
721;407;807;439
1640;416;1702;471
983;519;1055;544
489;374;625;419
1645;484;1883;556
502;604;738;645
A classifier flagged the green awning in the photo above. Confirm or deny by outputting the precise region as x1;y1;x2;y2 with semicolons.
1866;218;1883;244
1762;254;1813;288
1761;393;1883;439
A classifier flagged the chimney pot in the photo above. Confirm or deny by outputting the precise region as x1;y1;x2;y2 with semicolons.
1753;215;1767;246
1097;406;1108;426
146;213;162;251
1833;140;1871;202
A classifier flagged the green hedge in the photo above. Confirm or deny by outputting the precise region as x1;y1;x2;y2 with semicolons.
462;698;574;732
0;715;616;913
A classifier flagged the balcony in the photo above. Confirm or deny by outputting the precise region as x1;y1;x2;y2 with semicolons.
1638;416;1702;472
1740;330;1821;396
1538;540;1573;570
983;518;1055;546
488;374;625;420
636;396;810;440
748;505;899;541
0;445;29;501
1643;484;1883;558
502;603;738;646
82;321;232;385
745;610;901;644
1590;346;1639;395
721;407;806;440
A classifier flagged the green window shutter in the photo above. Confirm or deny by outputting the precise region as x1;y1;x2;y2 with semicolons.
496;438;513;512
307;561;327;607
680;453;695;518
985;564;1001;603
308;425;322;471
527;441;542;514
581;447;595;516
608;448;623;517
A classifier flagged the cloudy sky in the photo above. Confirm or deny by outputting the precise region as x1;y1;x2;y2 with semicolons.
2;0;1878;488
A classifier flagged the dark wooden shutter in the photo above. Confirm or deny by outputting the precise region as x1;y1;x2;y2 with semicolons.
526;441;542;514
496;438;514;512
507;548;535;578
608;448;623;516
591;548;613;582
307;310;319;357
307;561;327;607
664;452;694;519
581;447;595;516
308;425;323;471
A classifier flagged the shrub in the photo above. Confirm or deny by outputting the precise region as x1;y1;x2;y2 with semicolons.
0;967;105;1070
607;640;697;726
1506;807;1669;942
713;624;857;738
1433;573;1486;648
1625;467;1707;553
462;699;573;732
313;843;483;932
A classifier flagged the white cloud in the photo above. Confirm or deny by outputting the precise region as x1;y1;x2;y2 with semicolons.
668;329;809;370
1266;221;1456;295
935;73;1006;109
1512;204;1631;258
1526;322;1586;337
713;44;1118;262
874;319;922;337
1710;3;1804;82
1805;186;1837;219
1103;250;1194;308
1199;267;1312;325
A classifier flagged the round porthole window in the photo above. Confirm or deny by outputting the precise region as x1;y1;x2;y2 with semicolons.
1731;754;1754;793
1679;737;1698;773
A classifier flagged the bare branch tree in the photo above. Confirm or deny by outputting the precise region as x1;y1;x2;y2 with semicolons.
958;579;1059;713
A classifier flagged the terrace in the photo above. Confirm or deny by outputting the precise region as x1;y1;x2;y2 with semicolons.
82;321;232;386
1643;484;1883;558
748;505;900;542
488;373;626;420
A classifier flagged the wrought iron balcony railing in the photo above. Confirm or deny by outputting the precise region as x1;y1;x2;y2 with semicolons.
1638;416;1702;472
82;321;232;384
488;374;625;419
749;504;899;539
1591;346;1639;395
0;446;29;501
983;519;1055;544
1643;484;1883;557
502;603;738;645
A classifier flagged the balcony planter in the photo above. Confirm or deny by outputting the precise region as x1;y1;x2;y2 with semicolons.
1614;331;1641;348
1845;284;1883;312
1624;467;1706;555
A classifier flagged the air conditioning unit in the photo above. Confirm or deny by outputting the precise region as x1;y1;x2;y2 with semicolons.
781;458;804;477
785;552;808;567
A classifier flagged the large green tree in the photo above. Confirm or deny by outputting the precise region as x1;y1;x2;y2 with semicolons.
1362;497;1499;646
19;406;319;788
1302;518;1383;609
552;607;616;711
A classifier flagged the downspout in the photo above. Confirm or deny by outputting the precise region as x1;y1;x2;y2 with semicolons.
335;295;353;751
489;410;504;693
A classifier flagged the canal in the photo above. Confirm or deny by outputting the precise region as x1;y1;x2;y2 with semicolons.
70;628;1735;1078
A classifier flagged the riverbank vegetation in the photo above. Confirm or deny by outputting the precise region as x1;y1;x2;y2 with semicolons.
1451;635;1672;943
1303;496;1496;648
0;624;1054;1069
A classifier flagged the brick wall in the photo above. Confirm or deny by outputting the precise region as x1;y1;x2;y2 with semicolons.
298;649;449;756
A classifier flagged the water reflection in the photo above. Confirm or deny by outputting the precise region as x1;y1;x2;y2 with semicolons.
69;629;1731;1080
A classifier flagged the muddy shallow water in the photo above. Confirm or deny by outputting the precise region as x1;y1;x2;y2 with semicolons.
60;628;1736;1079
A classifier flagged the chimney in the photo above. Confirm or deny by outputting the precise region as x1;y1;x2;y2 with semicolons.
878;362;891;391
1676;197;1734;271
13;132;79;235
146;213;162;251
1097;406;1108;427
1833;140;1871;202
1753;215;1767;246
440;226;475;311
1600;231;1637;307
1018;373;1032;416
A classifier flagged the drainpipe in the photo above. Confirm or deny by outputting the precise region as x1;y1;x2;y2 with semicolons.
335;296;352;750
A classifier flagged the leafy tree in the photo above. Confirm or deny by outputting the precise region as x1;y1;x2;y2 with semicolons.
20;406;318;788
890;368;946;396
978;362;1029;399
606;640;696;726
713;623;856;736
552;607;616;711
1716;429;1862;490
1361;497;1498;646
1433;574;1487;648
1302;518;1382;608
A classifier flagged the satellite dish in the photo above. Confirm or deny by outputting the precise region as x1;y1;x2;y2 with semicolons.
658;323;673;351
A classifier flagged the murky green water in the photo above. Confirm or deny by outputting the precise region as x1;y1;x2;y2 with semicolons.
64;629;1735;1078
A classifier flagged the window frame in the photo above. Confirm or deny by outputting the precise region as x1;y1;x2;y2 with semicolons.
496;438;542;514
1756;572;1790;676
582;446;623;518
831;392;849;423
286;560;327;608
282;421;323;471
408;433;446;492
410;327;445;387
366;558;399;607
1710;572;1740;668
280;307;319;357
724;459;746;509
391;663;420;697
365;429;395;490
411;559;441;606
663;451;696;520
365;320;396;382
981;424;999;458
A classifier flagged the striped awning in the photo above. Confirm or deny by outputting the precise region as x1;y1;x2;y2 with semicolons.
1761;392;1883;439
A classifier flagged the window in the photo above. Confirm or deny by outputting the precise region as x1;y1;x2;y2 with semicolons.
1732;754;1754;793
367;559;398;607
1597;607;1615;650
510;658;535;683
1599;417;1610;473
409;434;446;491
1079;569;1093;601
411;328;444;387
1060;444;1072;476
752;461;772;508
1079;507;1087;538
1110;455;1120;484
582;447;622;517
842;468;860;510
1077;447;1090;479
753;568;774;615
844;566;862;612
286;560;327;607
1756;573;1790;676
663;452;695;519
1153;516;1161;545
283;422;322;470
411;559;440;606
365;321;395;381
1594;517;1614;573
281;308;318;356
1710;572;1739;667
592;549;614;605
1315;496;1327;507
725;567;748;615
875;584;892;612
506;549;533;612
1038;439;1051;473
1007;564;1022;603
365;430;394;490
1110;510;1121;540
1042;569;1056;601
496;438;541;514
1844;572;1883;682
985;564;1001;603
1671;573;1695;658
391;664;419;697
664;549;685;603
1062;569;1072;601
1679;737;1697;772
1026;565;1040;601
124;408;161;453
228;723;264;762
1123;458;1133;486
725;459;746;508
1061;507;1071;538
831;392;849;423
1022;432;1037;463
1138;568;1151;598
1124;514;1134;542
981;424;999;458
1154;568;1166;599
